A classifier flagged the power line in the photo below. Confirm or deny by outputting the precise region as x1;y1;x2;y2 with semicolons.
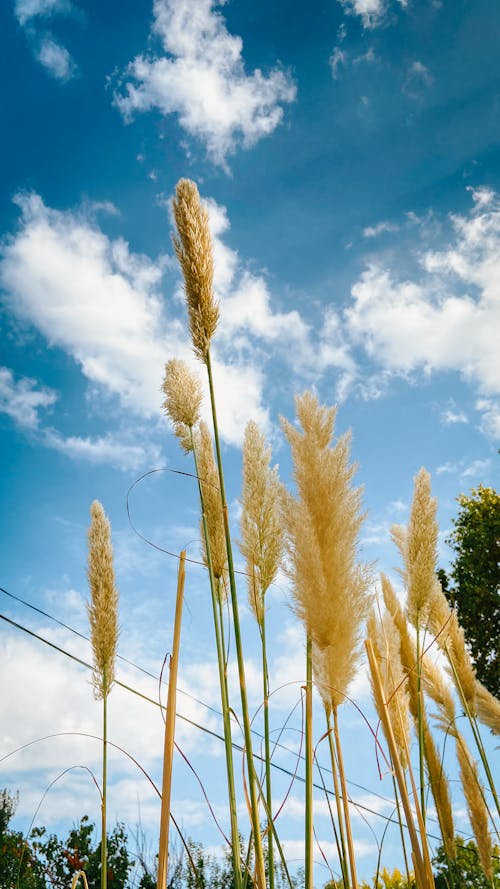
0;605;448;842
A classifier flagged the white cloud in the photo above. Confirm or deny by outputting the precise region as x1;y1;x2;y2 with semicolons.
113;0;296;167
476;398;500;439
330;47;347;79
37;35;77;80
343;188;500;436
440;408;468;425
461;458;491;479
363;221;399;238
1;190;307;447
402;61;433;100
338;0;407;29
0;366;57;428
14;0;71;25
42;428;161;470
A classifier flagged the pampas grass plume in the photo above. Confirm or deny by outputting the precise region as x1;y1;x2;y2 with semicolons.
172;179;219;362
393;467;438;628
239;420;284;623
87;500;118;700
162;358;203;452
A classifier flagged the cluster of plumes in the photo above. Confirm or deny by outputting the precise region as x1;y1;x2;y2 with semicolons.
239;421;284;625
162;358;203;452
172;179;219;363
281;392;371;711
195;421;227;591
87;500;119;700
381;574;456;862
423;655;493;879
366;604;410;769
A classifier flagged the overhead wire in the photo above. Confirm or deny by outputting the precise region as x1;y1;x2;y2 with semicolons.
0;598;448;842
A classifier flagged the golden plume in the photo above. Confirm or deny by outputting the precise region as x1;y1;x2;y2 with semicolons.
87;500;119;700
162;357;203;452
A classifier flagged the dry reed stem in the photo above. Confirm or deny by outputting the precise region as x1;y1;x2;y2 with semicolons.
381;575;455;858
195;421;227;587
162;358;203;452
281;392;370;710
87;500;118;700
71;872;90;889
172;179;219;362
239;420;284;623
365;639;434;889
157;552;186;889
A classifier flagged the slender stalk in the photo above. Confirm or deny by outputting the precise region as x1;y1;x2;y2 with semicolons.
332;705;358;889
157;552;186;889
205;349;266;889
261;614;274;889
191;431;243;889
305;636;314;889
416;624;426;826
391;772;411;887
101;674;107;889
326;708;349;889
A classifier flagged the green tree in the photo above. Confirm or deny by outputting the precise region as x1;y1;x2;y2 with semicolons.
442;485;500;698
0;790;45;889
30;816;133;889
433;837;500;889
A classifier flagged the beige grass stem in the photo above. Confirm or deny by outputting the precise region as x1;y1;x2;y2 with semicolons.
157;551;186;889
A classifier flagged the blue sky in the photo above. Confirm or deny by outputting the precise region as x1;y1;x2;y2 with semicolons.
1;0;499;882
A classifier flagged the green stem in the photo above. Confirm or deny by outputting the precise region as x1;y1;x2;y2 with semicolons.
261;614;274;889
101;674;107;889
416;623;426;826
205;349;266;889
326;708;349;889
305;636;313;889
191;430;242;889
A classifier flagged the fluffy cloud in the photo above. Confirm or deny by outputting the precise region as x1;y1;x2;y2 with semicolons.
114;0;296;167
42;428;161;470
338;0;406;29
343;188;500;435
0;366;57;428
14;0;71;26
37;35;77;80
1;191;311;447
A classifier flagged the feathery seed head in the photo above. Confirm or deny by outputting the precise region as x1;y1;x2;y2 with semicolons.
172;179;219;362
195;421;227;590
281;391;371;709
405;467;439;627
162;358;203;452
239;420;284;624
367;606;411;769
87;500;119;700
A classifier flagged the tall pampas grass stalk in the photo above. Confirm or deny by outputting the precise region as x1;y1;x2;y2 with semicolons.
391;467;438;824
172;178;266;889
239;420;284;889
157;551;186;889
87;500;119;889
282;393;371;889
162;360;242;889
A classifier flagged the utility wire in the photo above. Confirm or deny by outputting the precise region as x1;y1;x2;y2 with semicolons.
0;606;448;842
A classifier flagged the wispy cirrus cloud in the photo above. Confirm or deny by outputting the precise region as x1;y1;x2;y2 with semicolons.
113;0;296;167
14;0;78;81
0;366;57;429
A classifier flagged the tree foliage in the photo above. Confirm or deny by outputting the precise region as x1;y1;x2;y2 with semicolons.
443;485;500;698
433;837;500;889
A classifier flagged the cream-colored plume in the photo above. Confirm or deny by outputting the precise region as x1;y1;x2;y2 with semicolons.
195;421;227;589
427;583;477;716
392;467;438;628
475;681;500;734
282;391;370;709
87;500;119;700
162;358;203;452
239;420;284;624
172;179;219;362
